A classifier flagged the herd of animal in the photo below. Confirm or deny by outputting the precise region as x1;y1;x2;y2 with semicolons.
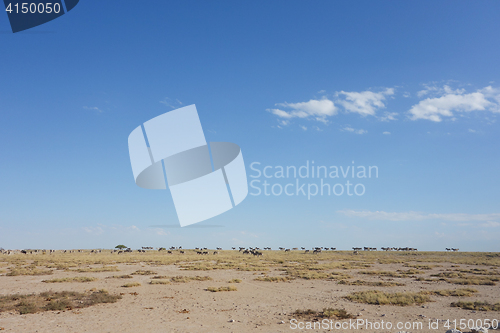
0;246;459;255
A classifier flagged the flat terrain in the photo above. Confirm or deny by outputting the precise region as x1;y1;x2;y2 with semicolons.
0;250;499;332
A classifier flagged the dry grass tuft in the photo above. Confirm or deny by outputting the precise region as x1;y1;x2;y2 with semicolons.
107;275;133;279
403;263;441;270
7;266;53;276
0;290;121;315
121;282;141;288
228;278;242;283
451;301;500;311
292;308;356;320
430;272;499;285
345;290;432;306
149;280;170;285
359;269;423;278
75;266;119;273
421;288;478;297
338;280;405;287
254;276;293;282
170;275;212;283
42;277;96;283
130;270;157;276
207;286;237;292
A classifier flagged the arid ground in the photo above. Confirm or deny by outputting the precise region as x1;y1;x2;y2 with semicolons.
0;250;499;332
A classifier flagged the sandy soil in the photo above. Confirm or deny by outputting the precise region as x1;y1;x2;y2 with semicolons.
0;254;499;333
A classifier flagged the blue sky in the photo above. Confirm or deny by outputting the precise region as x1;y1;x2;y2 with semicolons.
1;1;499;251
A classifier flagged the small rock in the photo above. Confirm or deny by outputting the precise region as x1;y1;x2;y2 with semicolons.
381;314;386;317
279;321;285;324
471;327;488;333
228;319;235;323
357;313;362;316
445;329;462;333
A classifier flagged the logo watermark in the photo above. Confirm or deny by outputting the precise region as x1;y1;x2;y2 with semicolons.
128;105;248;227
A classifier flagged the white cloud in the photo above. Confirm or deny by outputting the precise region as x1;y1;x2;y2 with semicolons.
379;111;398;122
409;86;500;122
337;210;500;222
403;92;411;98
480;221;500;228
269;98;337;123
160;97;183;109
300;125;307;131
468;129;476;133
383;131;391;135
83;106;102;113
343;127;367;135
336;88;394;116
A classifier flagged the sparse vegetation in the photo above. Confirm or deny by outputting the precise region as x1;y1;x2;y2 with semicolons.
42;277;96;283
7;266;53;276
75;266;119;273
130;270;157;276
421;288;478;297
228;278;242;283
292;308;356;320
149;280;170;285
207;286;237;292
170;275;212;283
359;269;423;278
254;276;293;282
121;282;141;288
345;290;432;306
0;290;121;314
451;301;500;311
107;275;133;279
338;280;405;286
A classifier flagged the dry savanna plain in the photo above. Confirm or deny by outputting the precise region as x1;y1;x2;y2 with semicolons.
0;249;499;333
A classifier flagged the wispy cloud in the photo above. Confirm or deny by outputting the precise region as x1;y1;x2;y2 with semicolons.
336;88;394;117
383;131;391;135
342;126;367;134
160;97;183;109
379;111;398;122
82;224;141;235
83;106;102;113
337;210;500;223
268;98;337;124
409;85;500;122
